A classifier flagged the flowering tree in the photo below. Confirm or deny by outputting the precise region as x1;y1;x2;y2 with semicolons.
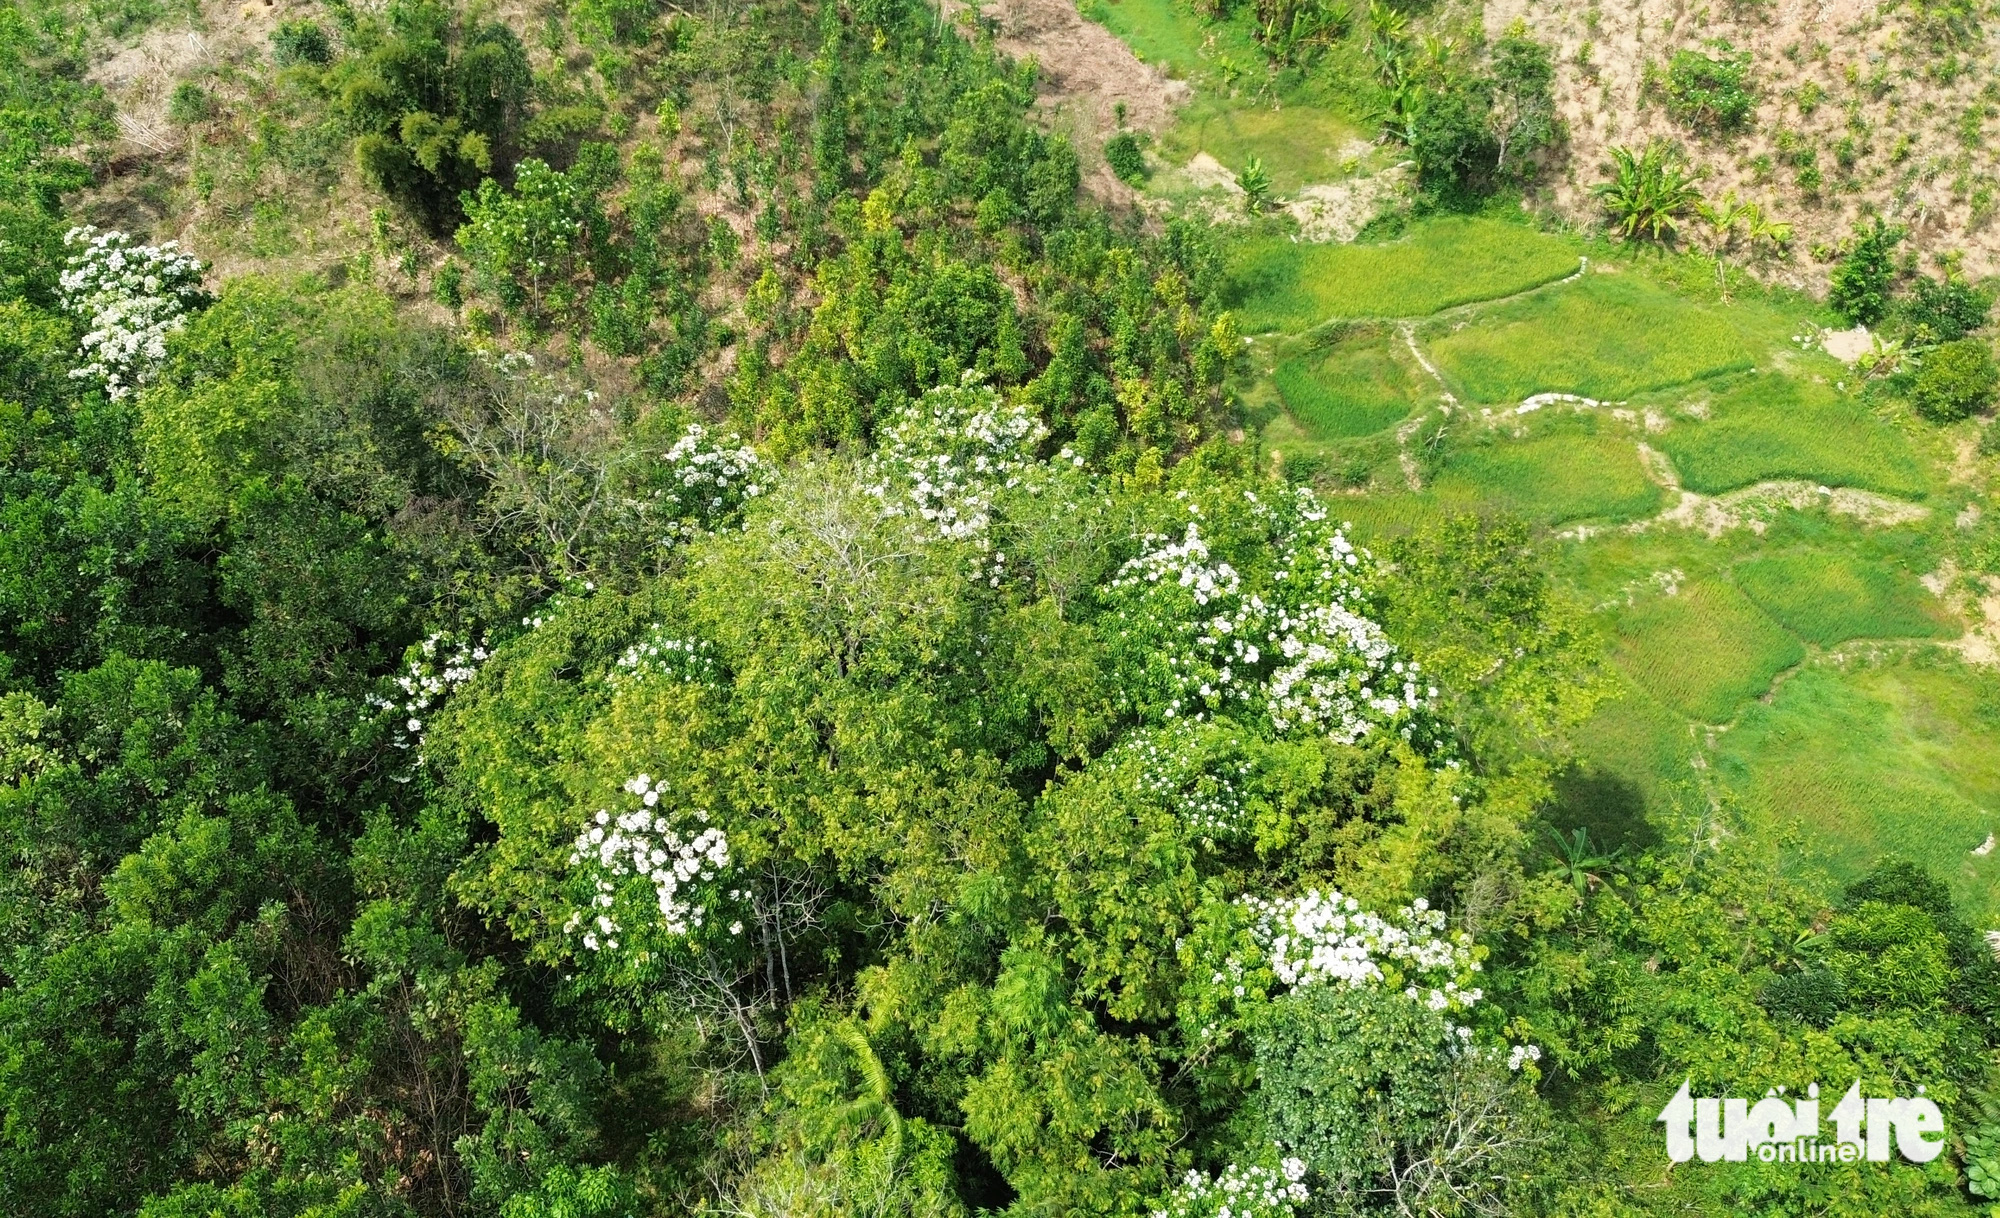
648;422;768;548
58;226;207;400
1100;488;1445;749
367;631;491;770
867;372;1050;541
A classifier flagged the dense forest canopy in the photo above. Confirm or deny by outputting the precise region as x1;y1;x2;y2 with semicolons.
0;0;1997;1213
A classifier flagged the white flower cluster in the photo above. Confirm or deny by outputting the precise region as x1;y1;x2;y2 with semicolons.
59;226;207;401
1114;523;1242;608
1152;1159;1309;1218
1112;725;1252;842
611;624;722;688
563;774;736;947
653;423;767;547
1102;490;1439;747
1264;603;1428;741
1238;891;1482;1012
869;372;1049;540
1506;1043;1543;1072
367;632;489;764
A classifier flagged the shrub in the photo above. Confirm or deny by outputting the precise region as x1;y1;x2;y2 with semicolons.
1591;143;1703;241
1910;337;1997;421
1665;41;1756;132
1408;78;1500;197
270;20;332;66
167;81;209;125
1827;218;1903;324
1104;132;1146;186
1761;969;1844;1026
1240;156;1273;212
1901;273;1992;343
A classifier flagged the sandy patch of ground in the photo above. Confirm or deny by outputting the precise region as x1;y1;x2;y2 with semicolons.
85;0;298;162
1924;560;2000;665
1284;165;1411;242
1818;325;1873;363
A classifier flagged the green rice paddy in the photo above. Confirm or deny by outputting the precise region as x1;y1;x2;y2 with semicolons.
1271;331;1423;439
1653;372;1931;498
1423;273;1790;404
1226;216;1580;332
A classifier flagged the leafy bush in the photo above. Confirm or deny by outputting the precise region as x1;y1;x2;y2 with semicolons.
1104;131;1147;185
1828;218;1904;325
1901;273;1993;343
1408;77;1500;197
1491;30;1559;177
1664;41;1756;132
1592;143;1703;240
1761;968;1845;1026
270;19;332;66
1240;156;1273;212
1910;337;1997;420
166;81;208;125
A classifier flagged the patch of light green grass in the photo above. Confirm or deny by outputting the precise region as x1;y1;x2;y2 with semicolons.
1273;331;1426;439
1159;95;1366;192
1080;0;1256;83
1423;272;1791;404
1562;671;1700;841
1080;0;1375;190
1606;577;1804;723
1715;659;2000;921
1653;372;1931;499
1733;548;1956;647
1225;216;1581;333
1427;415;1662;528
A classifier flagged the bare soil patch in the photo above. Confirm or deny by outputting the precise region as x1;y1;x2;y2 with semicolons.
1487;0;2000;288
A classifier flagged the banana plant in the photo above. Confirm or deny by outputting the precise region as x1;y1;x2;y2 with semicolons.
1591;144;1704;242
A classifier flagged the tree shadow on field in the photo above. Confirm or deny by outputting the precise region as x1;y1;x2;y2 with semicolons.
1543;765;1660;856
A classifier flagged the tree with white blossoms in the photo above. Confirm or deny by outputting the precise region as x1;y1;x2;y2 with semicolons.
1102;722;1256;846
366;630;490;774
607;623;723;687
1171;887;1550;1216
648;422;768;548
867;371;1052;542
1100;486;1446;750
58;226;207;401
561;774;784;1077
1152;1159;1309;1218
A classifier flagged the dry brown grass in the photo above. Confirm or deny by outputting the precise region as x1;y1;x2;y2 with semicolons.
1489;0;2000;289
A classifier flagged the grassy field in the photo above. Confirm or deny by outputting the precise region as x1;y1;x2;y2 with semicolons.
1716;660;2000;920
1272;330;1424;439
1426;415;1663;527
1733;548;1955;646
1606;578;1806;723
1652;372;1932;498
1082;0;1374;190
1225;216;1581;332
1422;273;1790;403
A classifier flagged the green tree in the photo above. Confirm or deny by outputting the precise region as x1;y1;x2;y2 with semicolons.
1828;217;1905;325
334;0;533;231
1910;337;1998;420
